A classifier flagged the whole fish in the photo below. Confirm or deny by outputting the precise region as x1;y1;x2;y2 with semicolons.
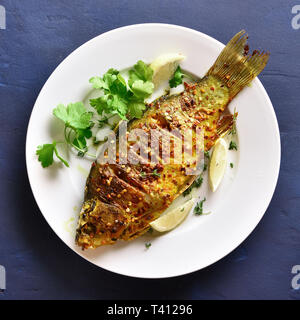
76;30;269;249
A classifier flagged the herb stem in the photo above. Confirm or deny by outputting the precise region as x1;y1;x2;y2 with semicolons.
64;126;96;159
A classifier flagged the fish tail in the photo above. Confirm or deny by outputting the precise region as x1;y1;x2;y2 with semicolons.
216;114;235;137
206;30;270;98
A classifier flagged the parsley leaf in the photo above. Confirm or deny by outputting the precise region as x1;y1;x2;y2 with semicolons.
169;66;184;88
89;69;129;119
130;80;154;100
229;141;238;150
230;162;234;168
90;64;153;121
89;76;109;91
36;141;69;168
90;68;119;91
152;169;161;177
128;60;153;86
140;171;147;178
194;197;206;215
90;96;110;115
53;102;93;130
53;102;94;156
128;61;154;103
128;100;147;119
145;242;152;249
183;176;203;197
36;143;55;168
90;94;128;120
194;176;204;188
90;61;154;122
110;74;128;97
204;151;210;159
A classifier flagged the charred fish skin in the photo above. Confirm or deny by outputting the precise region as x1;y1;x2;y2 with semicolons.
76;30;270;249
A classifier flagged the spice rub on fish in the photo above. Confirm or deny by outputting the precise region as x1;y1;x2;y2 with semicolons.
76;30;270;249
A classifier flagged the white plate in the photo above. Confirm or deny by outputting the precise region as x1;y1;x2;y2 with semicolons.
26;24;280;278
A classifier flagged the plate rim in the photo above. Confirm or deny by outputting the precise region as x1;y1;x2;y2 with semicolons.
26;23;281;279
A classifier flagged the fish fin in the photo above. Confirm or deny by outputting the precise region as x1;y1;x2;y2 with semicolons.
216;114;235;137
206;30;270;98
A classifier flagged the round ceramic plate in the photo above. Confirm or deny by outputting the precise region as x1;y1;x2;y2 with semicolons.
26;24;280;278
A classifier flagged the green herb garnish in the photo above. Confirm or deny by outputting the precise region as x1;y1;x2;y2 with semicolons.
183;176;203;197
169;66;184;88
53;102;93;131
37;60;155;169
204;151;210;159
127;60;154;117
53;102;94;157
169;66;194;88
36;102;95;168
194;197;206;215
230;162;234;168
145;242;152;249
90;61;154;120
128;60;154;86
152;169;161;177
147;227;153;234
36;141;69;168
89;81;128;120
229;141;238;150
140;171;147;178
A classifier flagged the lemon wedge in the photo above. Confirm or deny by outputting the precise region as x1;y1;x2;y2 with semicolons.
150;198;195;232
150;53;185;88
209;138;228;192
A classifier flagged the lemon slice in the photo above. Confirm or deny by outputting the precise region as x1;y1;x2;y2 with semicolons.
150;198;195;232
150;53;185;88
209;138;228;192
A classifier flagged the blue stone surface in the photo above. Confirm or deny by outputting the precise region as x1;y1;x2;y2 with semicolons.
0;0;299;300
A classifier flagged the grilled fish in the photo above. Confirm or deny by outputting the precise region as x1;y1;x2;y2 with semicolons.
76;30;269;249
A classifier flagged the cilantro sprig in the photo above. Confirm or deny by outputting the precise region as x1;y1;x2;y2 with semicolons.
194;197;208;215
152;169;161;177
35;59;173;169
36;141;69;168
169;66;184;88
53;102;94;157
169;66;193;88
36;102;95;168
183;176;203;197
90;61;154;121
145;242;152;249
229;141;238;151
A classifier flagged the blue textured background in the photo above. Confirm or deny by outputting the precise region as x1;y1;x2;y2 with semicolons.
0;0;299;300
